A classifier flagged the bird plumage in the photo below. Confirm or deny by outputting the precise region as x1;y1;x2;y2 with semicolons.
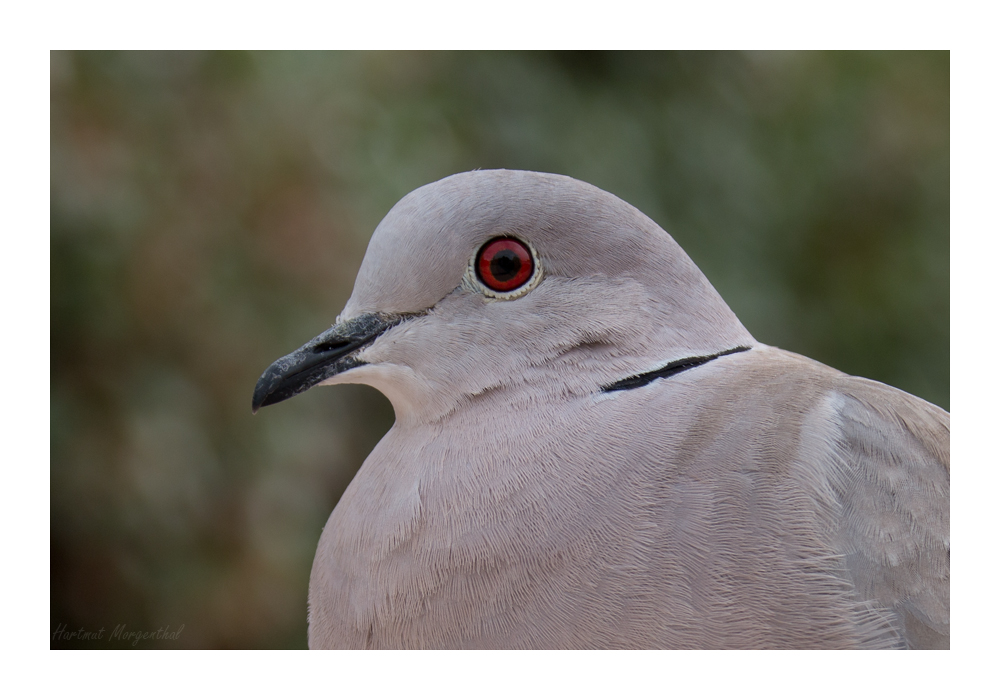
254;170;949;649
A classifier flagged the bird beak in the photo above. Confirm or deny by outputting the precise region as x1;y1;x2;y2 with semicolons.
252;312;403;413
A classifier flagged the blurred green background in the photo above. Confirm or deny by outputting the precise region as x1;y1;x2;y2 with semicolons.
50;51;949;649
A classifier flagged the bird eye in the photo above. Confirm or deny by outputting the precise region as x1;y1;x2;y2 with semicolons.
476;237;534;292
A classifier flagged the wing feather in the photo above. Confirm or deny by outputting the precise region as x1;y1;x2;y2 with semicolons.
827;377;950;649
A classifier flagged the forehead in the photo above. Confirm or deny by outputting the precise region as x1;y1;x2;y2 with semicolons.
341;170;679;317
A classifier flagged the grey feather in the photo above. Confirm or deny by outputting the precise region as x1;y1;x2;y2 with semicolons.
254;170;949;649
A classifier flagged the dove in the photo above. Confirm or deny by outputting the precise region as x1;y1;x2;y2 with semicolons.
252;169;949;649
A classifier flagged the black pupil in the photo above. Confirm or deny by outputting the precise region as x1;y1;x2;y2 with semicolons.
490;249;523;281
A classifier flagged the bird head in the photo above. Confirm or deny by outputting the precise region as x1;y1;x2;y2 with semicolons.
252;170;754;423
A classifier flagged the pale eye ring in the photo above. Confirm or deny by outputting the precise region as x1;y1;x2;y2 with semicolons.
465;235;543;300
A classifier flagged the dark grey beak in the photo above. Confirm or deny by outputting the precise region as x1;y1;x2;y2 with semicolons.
252;312;403;413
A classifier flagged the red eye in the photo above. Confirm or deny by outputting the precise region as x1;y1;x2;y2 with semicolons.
476;237;534;292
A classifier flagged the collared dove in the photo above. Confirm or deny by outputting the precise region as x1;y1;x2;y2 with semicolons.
252;170;949;649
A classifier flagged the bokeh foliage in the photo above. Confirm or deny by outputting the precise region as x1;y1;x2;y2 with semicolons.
51;51;948;648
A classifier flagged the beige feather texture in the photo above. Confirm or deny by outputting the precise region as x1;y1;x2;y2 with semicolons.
254;170;949;649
